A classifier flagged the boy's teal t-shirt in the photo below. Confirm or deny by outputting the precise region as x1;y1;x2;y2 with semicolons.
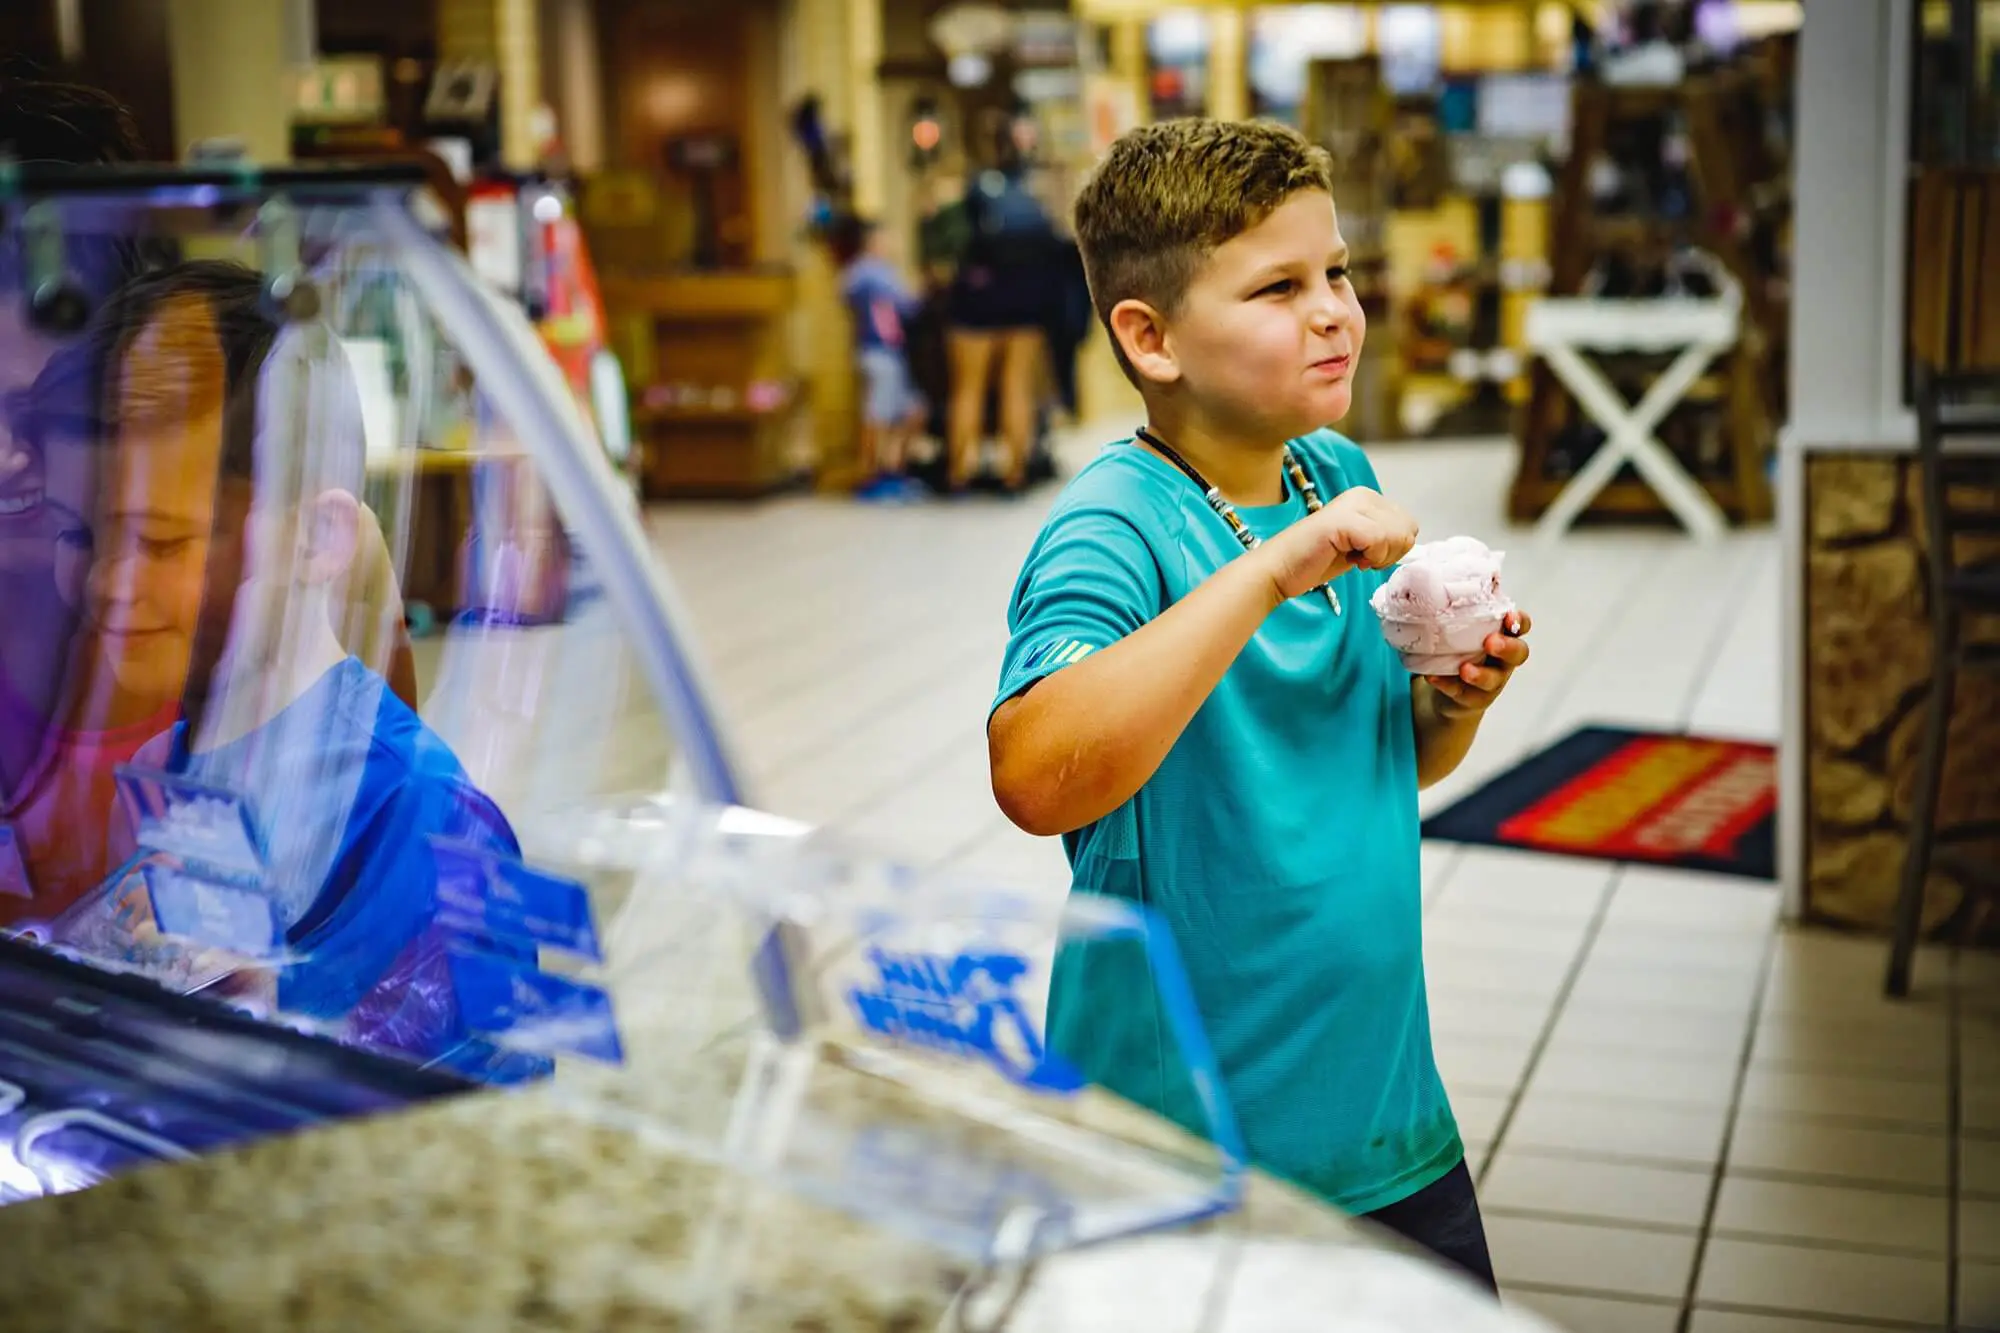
992;429;1459;1215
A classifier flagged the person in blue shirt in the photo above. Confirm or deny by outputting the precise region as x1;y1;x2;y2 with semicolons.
987;120;1535;1289
827;214;926;502
83;262;532;1074
944;162;1061;495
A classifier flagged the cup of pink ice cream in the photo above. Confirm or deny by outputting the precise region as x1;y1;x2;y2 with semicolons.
1368;536;1516;676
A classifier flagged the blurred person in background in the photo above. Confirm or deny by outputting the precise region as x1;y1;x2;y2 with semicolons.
827;212;928;502
941;122;1060;496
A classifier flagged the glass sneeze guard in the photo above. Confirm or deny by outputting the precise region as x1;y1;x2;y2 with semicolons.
0;159;1250;1267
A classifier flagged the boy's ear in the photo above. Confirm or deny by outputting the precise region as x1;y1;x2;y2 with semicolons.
1108;298;1180;386
301;488;360;586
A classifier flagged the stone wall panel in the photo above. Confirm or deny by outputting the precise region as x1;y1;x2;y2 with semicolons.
1807;829;1961;932
1807;613;1931;754
1805;454;2000;935
1811;458;1902;543
1887;669;2000;828
1811;756;1893;828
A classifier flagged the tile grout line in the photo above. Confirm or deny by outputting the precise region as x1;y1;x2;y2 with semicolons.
1506;1281;1934;1332
1500;1279;1678;1311
1673;921;1782;1333
743;635;999;774
1511;536;1681;751
1486;1199;1961;1261
1477;1138;1958;1197
1468;865;1624;1192
1699;1299;1940;1333
714;580;997;712
756;662;1002;829
927;817;1009;875
1672;536;1765;730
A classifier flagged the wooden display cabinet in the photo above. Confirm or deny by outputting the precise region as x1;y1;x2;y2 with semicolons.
602;269;805;498
587;0;827;499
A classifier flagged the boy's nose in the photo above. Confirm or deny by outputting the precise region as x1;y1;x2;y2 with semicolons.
1307;288;1345;335
87;549;137;609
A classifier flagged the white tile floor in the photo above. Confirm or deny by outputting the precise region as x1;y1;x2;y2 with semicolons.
643;427;1995;1331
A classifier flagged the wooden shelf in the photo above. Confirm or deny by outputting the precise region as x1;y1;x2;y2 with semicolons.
632;402;793;427
600;268;795;321
1510;474;1767;524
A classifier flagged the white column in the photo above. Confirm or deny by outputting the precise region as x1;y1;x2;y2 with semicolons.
1788;0;1914;451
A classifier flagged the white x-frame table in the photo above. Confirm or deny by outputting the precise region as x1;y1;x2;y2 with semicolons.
1525;293;1740;541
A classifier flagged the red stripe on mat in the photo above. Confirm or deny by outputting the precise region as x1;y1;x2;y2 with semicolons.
1496;736;1777;864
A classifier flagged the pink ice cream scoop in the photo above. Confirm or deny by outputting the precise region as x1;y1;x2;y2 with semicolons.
1369;536;1516;676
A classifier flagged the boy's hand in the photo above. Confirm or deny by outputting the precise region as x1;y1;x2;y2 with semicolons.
1426;610;1533;721
1256;486;1418;602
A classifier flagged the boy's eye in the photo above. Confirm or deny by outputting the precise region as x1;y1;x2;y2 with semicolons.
138;537;192;559
1257;279;1296;298
1328;266;1350;283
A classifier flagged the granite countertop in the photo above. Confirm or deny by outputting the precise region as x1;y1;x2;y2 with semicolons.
0;1074;966;1332
0;1039;1537;1333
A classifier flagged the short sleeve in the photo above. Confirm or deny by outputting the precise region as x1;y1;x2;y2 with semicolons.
992;504;1165;720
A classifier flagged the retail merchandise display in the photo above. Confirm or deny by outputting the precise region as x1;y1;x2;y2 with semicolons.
1370;536;1515;675
0;935;468;1204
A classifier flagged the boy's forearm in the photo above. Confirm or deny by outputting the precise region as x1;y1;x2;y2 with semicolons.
990;556;1283;836
1412;680;1481;789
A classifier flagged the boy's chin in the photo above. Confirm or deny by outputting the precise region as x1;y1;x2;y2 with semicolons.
1308;384;1354;429
1268;400;1351;441
105;659;185;711
1258;385;1353;439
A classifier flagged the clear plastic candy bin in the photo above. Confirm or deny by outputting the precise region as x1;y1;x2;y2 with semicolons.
498;803;1248;1265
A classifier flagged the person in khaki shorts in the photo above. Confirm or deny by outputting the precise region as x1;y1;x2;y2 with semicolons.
988;119;1534;1288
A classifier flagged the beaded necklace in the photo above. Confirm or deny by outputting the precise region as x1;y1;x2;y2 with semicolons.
1135;426;1343;615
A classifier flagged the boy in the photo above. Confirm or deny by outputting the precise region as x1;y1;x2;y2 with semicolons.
72;262;520;1065
0;70;158;910
987;120;1533;1285
828;214;926;501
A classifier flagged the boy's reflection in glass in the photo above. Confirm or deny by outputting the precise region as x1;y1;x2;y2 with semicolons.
0;269;245;927
0;332;148;921
0;312;88;800
0;71;153;832
77;263;519;1063
0;283;167;923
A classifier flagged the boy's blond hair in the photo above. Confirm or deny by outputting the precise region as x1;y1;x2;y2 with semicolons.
1072;119;1335;386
